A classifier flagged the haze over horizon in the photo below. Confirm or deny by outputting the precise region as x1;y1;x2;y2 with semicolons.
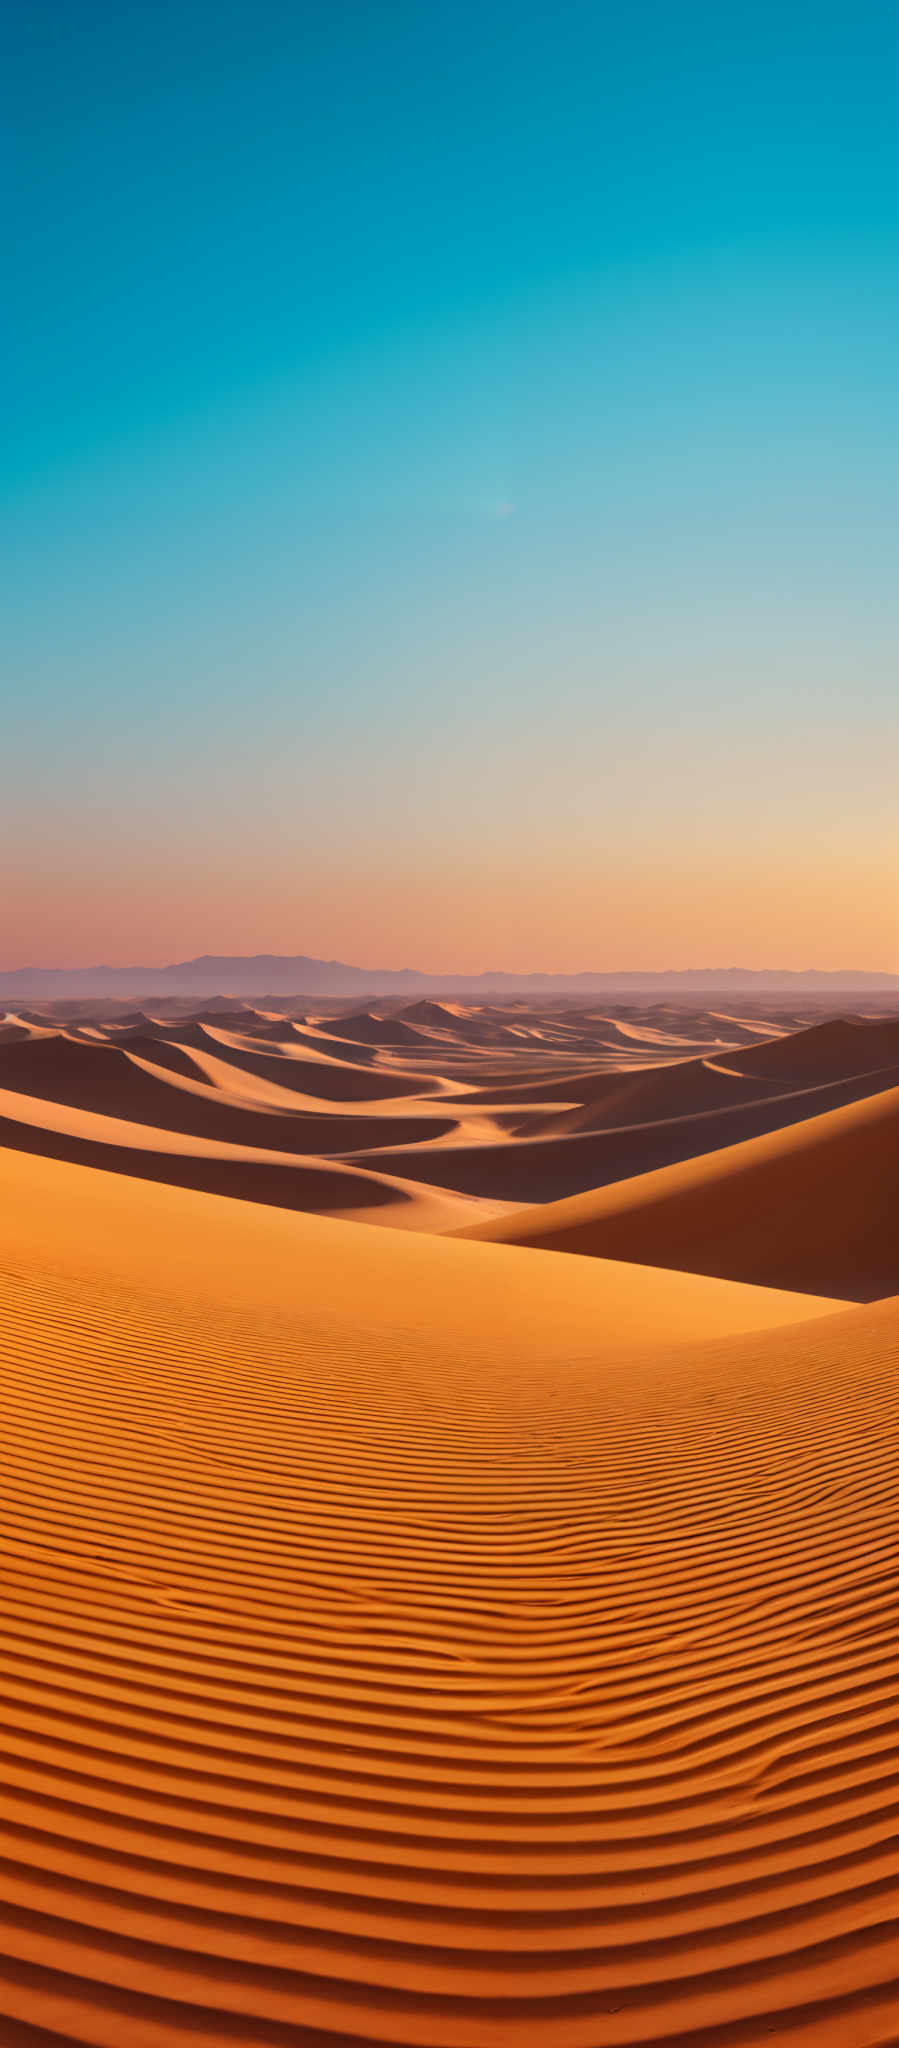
2;946;898;1000
3;0;897;970
1;946;899;978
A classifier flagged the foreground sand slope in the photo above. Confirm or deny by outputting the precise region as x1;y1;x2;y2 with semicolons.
0;1145;835;1348
460;1081;899;1300
2;1149;897;2045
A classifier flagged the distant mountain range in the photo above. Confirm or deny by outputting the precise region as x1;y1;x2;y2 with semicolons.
2;954;898;998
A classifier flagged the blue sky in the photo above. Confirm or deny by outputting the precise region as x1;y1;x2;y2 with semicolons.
3;0;897;969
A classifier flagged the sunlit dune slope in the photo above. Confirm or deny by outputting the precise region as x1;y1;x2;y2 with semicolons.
461;1081;899;1300
1;1146;897;2045
0;1144;834;1343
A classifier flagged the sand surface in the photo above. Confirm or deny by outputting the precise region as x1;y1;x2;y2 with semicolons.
2;999;899;2044
461;1081;899;1299
3;1005;899;1242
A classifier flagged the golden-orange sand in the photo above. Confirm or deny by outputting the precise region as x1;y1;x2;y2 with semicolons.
1;1140;897;2046
2;1002;899;2044
462;1080;899;1299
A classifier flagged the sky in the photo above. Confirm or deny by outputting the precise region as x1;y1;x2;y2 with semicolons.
2;0;897;972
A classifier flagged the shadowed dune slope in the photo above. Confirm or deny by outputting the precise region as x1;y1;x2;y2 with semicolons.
352;1060;899;1206
0;1036;449;1154
517;1055;791;1137
194;1035;429;1102
400;999;468;1025
95;1033;209;1081
461;1081;899;1301
0;1082;504;1232
1;1147;897;2046
112;1022;420;1097
719;1016;899;1087
0;1089;405;1209
314;1011;428;1047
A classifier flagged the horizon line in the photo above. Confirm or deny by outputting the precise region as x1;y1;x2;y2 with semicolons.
2;951;898;983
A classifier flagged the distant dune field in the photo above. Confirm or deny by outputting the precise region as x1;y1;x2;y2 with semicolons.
1;997;899;2043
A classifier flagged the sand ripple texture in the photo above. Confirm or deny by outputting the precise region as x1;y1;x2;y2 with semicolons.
0;1153;898;2046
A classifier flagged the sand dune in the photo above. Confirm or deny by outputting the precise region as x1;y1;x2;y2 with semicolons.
5;1005;899;1246
708;1010;793;1041
351;1059;899;1206
400;998;466;1026
0;1034;454;1157
3;1142;899;2045
0;1074;505;1233
719;1014;899;1086
462;1078;899;1299
151;1029;441;1102
315;1010;429;1047
585;1017;700;1050
515;1053;791;1137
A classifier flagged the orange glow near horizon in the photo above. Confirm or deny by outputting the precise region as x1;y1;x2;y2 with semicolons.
3;831;897;975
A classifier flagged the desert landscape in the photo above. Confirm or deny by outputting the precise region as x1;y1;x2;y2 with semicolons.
5;0;894;2036
1;989;898;2045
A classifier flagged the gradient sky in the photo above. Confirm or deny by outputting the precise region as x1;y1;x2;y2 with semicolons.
3;0;897;972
